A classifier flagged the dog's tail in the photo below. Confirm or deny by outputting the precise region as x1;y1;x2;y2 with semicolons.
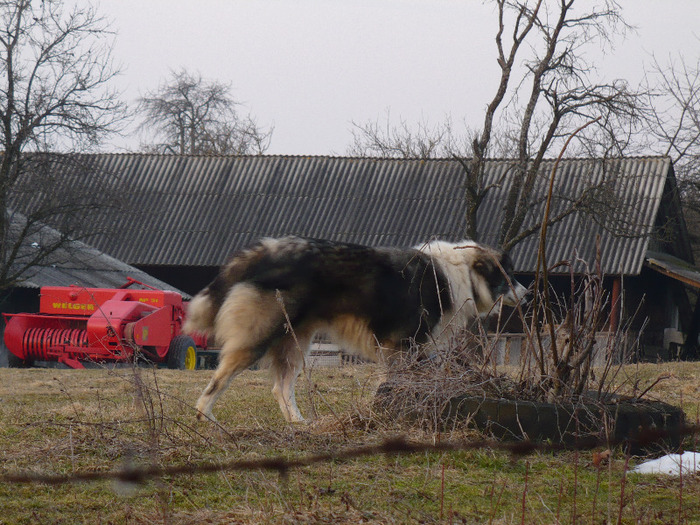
183;290;218;335
183;240;274;336
183;261;245;336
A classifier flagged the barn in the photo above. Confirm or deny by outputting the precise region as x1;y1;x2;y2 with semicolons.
6;153;700;360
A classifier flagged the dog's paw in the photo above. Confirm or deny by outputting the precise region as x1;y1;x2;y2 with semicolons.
196;409;214;422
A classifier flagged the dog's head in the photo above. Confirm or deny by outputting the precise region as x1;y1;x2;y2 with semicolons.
419;240;528;315
470;246;528;309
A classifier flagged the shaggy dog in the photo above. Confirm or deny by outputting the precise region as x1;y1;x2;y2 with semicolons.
184;236;527;422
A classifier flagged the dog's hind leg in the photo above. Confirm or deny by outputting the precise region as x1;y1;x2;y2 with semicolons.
195;283;284;422
195;342;258;421
270;332;312;423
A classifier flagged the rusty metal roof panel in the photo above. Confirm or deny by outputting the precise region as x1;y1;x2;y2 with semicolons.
12;154;676;276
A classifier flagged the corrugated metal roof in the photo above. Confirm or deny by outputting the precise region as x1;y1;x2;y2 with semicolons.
12;154;680;276
6;212;189;296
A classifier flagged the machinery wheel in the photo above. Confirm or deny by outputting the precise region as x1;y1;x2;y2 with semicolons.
167;335;198;370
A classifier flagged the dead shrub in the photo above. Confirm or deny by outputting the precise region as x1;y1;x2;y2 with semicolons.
373;250;653;438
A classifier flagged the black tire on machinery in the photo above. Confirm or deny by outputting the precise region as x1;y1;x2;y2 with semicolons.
167;335;198;370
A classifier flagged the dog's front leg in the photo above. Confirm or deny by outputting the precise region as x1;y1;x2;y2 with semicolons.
272;380;305;423
270;337;308;423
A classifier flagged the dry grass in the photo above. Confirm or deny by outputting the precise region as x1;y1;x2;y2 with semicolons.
0;361;699;524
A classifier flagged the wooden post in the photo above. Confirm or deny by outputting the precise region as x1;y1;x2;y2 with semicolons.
682;294;700;359
610;277;621;333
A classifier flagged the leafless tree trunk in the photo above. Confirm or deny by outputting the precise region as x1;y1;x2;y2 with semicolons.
465;0;543;241
476;0;644;252
0;0;126;291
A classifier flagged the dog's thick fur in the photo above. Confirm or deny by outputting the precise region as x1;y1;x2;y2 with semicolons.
184;236;527;422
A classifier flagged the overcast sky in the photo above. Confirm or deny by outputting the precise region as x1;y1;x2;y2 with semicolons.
99;1;700;155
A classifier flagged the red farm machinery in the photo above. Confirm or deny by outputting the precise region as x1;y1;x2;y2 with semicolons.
3;279;212;369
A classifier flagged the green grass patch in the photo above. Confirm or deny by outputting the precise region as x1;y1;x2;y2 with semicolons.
0;362;699;524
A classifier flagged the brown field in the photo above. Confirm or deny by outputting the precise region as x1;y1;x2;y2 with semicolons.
0;361;699;524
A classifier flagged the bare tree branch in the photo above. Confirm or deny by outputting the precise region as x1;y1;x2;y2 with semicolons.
347;0;646;254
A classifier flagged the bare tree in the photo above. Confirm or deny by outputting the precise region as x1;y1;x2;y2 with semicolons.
643;55;700;358
348;113;469;159
647;56;700;209
137;69;272;155
349;0;646;252
466;0;647;250
0;0;126;291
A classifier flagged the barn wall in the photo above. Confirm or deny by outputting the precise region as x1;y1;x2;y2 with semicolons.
135;265;219;297
622;269;687;360
503;272;685;362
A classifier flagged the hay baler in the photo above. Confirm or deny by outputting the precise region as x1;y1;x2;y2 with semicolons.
3;280;209;369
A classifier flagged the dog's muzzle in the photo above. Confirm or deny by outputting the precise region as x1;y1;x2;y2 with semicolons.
502;281;529;307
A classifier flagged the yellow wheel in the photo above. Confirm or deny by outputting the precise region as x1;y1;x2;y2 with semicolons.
184;344;197;370
167;335;198;370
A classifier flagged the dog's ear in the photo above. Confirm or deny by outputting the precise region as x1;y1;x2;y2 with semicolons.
499;252;516;274
473;258;494;277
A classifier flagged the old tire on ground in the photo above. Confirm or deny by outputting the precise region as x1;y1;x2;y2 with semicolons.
375;384;686;455
167;335;197;370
